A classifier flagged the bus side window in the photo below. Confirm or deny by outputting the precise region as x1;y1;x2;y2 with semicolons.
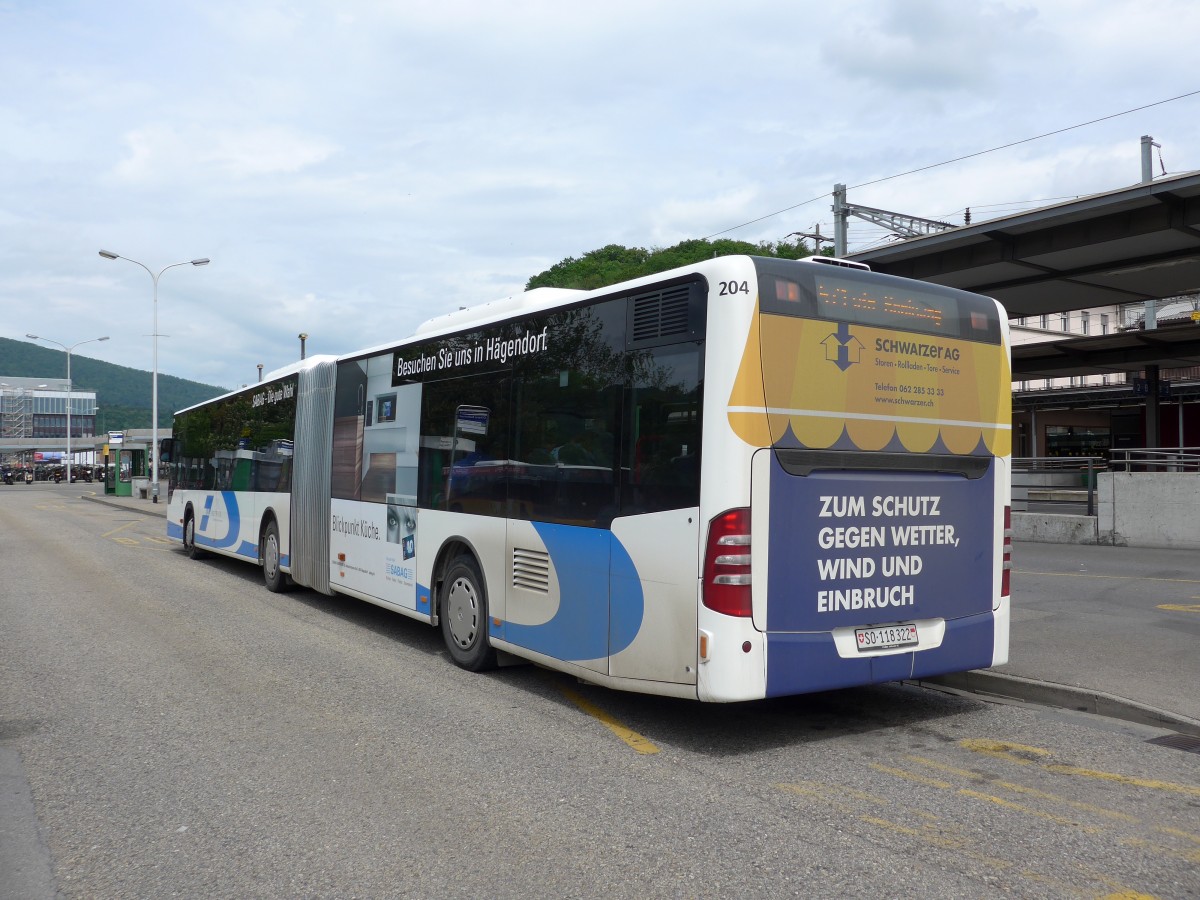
418;376;511;516
509;304;625;528
622;344;702;515
510;374;621;528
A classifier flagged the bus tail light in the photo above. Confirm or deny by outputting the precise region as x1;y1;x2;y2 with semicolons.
1001;505;1012;597
703;508;752;617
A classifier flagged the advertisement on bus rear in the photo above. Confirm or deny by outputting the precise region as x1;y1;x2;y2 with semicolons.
764;461;996;632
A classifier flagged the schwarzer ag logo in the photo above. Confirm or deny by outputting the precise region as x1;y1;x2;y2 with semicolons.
820;322;864;371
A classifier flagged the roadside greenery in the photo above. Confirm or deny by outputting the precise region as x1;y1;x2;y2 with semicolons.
526;237;819;291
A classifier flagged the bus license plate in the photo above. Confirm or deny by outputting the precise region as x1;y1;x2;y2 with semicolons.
854;623;918;652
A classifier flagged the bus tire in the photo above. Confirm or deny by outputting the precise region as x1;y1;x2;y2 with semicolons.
440;555;497;672
262;519;289;593
183;512;207;560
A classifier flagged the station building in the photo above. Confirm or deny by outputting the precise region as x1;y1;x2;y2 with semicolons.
0;376;100;465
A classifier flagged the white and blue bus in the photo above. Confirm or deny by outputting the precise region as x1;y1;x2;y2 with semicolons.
165;255;1011;701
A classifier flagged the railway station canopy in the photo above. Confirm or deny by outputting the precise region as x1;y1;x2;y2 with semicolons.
849;170;1200;381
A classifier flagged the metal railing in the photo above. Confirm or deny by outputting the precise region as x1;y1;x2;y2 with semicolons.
1012;456;1104;516
1109;448;1200;472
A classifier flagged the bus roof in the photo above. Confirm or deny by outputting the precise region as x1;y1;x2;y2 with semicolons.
340;256;768;363
173;354;338;417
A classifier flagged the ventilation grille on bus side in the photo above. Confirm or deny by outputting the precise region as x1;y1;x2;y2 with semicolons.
513;548;550;593
632;286;692;342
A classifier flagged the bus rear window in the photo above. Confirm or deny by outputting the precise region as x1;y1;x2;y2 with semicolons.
755;258;1001;344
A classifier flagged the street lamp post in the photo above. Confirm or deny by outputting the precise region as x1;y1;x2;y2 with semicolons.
99;250;209;501
26;334;109;485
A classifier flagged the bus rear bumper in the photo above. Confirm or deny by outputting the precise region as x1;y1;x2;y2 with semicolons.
764;609;999;698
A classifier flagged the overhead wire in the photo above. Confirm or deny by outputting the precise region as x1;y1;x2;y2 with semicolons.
701;88;1200;241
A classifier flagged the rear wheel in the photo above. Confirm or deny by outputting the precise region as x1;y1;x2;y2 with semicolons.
440;555;497;671
262;520;288;592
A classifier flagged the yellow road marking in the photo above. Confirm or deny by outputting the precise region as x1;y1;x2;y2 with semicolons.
871;763;1093;829
870;762;950;788
958;739;1050;764
859;815;989;856
777;781;859;814
1121;836;1200;864
1022;570;1200;584
1043;765;1200;799
907;755;1138;822
1157;825;1200;846
958;787;1096;829
779;781;1148;897
962;740;1200;798
557;686;659;755
860;814;1107;891
776;780;937;821
1157;603;1200;612
101;520;141;539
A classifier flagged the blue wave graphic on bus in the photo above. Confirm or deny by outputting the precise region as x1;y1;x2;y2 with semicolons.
502;523;644;662
196;492;248;553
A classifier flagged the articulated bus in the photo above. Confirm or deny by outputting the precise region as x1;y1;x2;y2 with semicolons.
164;255;1011;701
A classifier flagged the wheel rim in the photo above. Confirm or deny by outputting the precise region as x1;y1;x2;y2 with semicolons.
445;576;480;649
185;518;194;549
264;532;279;580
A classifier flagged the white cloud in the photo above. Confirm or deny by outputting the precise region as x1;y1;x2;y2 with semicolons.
205;128;339;177
820;0;1043;93
1;0;1198;389
649;187;765;247
111;124;337;183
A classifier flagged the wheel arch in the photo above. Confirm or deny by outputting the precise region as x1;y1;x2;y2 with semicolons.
430;535;487;627
258;507;284;566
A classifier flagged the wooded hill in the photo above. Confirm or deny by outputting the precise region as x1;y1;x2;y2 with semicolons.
0;336;229;433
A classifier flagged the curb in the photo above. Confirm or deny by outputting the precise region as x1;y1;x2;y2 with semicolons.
917;670;1200;738
79;493;167;518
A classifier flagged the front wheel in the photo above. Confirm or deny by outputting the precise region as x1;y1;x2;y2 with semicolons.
183;513;207;560
440;555;497;671
262;520;289;592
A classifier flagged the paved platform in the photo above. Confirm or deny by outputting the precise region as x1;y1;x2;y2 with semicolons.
925;540;1200;737
79;490;168;518
80;490;1200;736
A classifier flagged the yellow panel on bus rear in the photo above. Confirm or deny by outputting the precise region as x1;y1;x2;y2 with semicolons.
728;311;1011;456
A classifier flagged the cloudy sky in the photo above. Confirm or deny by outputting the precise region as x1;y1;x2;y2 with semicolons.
2;0;1198;391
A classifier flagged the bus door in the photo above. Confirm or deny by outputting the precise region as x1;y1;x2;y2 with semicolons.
501;371;618;677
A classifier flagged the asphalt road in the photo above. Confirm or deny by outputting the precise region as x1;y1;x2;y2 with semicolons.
2;485;1199;898
1005;541;1200;722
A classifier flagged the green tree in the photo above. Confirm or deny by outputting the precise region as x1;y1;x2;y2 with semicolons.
525;237;816;291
